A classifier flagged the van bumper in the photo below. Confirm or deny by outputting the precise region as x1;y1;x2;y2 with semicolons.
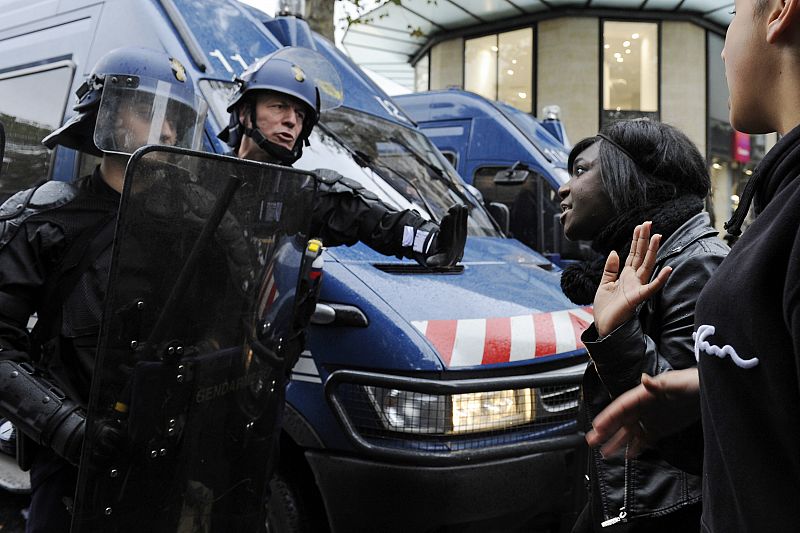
305;445;584;533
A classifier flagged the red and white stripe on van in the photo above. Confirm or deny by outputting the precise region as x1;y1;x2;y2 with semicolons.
411;307;593;368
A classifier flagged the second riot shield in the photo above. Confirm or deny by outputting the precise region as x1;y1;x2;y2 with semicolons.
71;146;318;532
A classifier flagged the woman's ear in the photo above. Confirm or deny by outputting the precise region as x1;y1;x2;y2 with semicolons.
767;0;800;43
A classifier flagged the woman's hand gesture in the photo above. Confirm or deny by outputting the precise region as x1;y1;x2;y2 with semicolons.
592;221;672;336
586;369;701;458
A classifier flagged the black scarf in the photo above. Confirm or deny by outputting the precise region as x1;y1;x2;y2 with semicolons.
560;194;705;305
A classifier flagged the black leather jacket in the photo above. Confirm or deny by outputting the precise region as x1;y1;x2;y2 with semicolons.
580;213;729;525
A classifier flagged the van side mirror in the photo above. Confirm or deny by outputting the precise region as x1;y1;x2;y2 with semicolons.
488;202;510;234
494;161;530;185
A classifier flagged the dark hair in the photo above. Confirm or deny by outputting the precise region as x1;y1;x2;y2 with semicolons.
567;119;710;213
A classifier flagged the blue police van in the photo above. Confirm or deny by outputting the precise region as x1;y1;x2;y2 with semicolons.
396;89;589;263
0;1;589;531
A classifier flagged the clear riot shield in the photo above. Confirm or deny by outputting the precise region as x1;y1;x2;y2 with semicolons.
72;146;318;532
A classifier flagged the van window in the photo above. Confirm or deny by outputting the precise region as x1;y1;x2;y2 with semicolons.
474;166;528;205
0;62;74;199
318;107;499;236
474;166;561;252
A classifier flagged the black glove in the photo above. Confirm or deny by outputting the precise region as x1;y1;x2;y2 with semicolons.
51;412;126;467
0;360;126;467
416;204;468;268
87;417;126;466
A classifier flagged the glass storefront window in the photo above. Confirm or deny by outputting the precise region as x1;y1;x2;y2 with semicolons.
465;34;498;102
415;54;429;92
602;21;658;120
498;28;532;113
465;29;533;113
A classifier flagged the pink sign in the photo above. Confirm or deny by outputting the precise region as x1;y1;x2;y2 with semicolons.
734;131;751;163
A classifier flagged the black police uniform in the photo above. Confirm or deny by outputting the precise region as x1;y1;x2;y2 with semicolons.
0;169;117;533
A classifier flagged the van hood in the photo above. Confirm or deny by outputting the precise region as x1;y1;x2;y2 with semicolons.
327;237;592;368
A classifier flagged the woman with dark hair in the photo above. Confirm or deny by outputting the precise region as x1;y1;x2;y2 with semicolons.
558;119;729;532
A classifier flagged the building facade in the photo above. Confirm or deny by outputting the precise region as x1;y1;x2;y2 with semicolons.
343;2;770;233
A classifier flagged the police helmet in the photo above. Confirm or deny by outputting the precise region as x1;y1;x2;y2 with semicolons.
218;47;342;165
43;47;207;156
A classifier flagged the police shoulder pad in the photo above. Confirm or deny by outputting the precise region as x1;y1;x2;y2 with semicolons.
0;188;32;220
29;181;79;210
0;181;78;221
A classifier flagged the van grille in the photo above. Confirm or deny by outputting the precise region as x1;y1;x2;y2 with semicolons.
329;376;583;457
539;385;581;413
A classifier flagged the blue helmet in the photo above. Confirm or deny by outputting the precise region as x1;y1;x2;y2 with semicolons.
218;47;342;165
43;47;207;156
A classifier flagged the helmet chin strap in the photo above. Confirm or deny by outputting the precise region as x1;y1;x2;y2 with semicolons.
243;107;303;166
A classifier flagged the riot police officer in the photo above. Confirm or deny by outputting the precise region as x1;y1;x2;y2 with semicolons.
0;47;207;532
216;48;467;527
218;47;467;267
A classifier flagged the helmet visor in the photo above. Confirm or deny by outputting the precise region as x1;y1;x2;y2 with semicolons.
94;74;208;155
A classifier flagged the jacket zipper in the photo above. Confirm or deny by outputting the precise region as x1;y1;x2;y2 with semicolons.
601;447;630;528
586;367;630;528
586;366;634;528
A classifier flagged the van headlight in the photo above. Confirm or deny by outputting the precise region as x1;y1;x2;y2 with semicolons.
365;386;536;435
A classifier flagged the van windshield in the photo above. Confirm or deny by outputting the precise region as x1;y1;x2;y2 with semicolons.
200;80;500;236
316;108;498;234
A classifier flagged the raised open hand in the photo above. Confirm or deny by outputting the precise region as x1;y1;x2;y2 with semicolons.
593;221;673;337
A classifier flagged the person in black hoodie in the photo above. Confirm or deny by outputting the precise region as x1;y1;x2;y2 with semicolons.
585;0;800;531
558;119;729;532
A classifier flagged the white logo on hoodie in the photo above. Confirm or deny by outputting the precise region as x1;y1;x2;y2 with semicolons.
693;325;760;369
